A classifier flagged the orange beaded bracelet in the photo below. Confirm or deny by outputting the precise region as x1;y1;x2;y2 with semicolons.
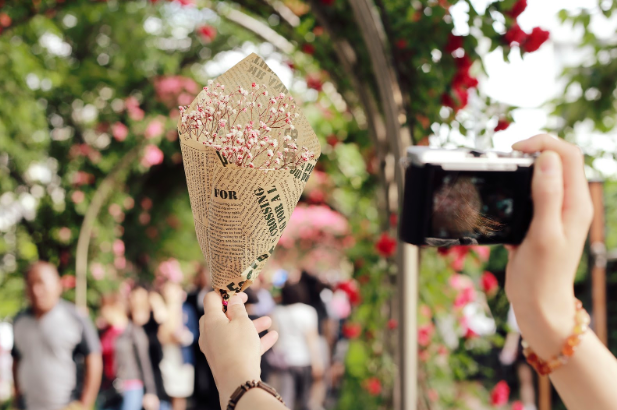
521;299;590;376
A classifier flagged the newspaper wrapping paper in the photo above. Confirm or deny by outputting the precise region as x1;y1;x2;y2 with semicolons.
177;53;321;303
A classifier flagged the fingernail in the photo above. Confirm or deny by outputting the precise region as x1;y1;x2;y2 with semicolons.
512;140;526;150
538;151;560;175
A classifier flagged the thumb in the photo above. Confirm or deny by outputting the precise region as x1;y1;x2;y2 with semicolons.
226;294;249;321
529;151;564;238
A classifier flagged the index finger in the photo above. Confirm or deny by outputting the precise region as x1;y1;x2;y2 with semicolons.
512;134;593;236
203;291;227;323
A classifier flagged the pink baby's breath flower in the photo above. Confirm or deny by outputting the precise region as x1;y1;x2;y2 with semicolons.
178;80;315;170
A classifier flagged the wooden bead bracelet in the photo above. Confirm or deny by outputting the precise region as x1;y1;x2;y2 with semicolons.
522;299;590;376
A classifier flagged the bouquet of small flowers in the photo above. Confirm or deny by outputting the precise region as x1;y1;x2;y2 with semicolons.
177;53;321;307
179;81;315;170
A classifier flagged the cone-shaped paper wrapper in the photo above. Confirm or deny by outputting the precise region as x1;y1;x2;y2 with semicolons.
178;53;321;302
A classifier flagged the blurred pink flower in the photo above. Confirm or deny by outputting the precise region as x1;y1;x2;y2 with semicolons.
158;258;183;283
60;275;76;289
112;122;129;141
125;96;145;121
112;239;125;256
145;119;164;139
470;245;490;262
418;323;434;347
154;76;199;107
141;145;164;167
91;263;105;280
71;190;85;204
115;256;126;270
58;227;72;242
72;171;94;186
108;203;122;217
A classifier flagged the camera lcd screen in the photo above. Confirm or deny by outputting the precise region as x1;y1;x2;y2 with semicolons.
424;168;532;246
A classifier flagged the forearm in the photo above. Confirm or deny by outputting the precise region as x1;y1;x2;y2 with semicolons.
80;354;103;408
550;332;617;410
515;300;617;410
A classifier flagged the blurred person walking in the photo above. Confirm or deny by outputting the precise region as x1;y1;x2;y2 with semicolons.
185;265;219;410
12;261;102;410
158;282;198;410
269;283;323;410
128;285;171;410
99;293;159;410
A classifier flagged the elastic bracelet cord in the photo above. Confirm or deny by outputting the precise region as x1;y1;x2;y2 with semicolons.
522;299;590;376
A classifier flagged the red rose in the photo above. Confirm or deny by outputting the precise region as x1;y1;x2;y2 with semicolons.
470;245;490;261
452;71;478;89
387;319;398;330
60;275;76;289
375;233;397;258
342;323;362;339
464;327;478;339
306;75;323;91
454;54;472;71
441;93;456;109
523;27;550;53
396;39;407;49
197;25;217;41
495;119;511;132
506;0;527;18
418;323;434;347
302;44;315;55
504;24;527;45
445;34;464;53
512;402;525;410
0;13;11;27
363;377;382;396
321;0;335;5
326;134;339;147
336;280;361;306
389;213;398;227
481;271;499;294
454;286;476;308
490;381;511;406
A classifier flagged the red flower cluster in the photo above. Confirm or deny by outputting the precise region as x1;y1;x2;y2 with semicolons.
376;233;397;258
418;323;434;347
495;119;511;132
306;74;323;92
363;377;382;396
442;54;478;112
336;280;361;306
481;271;499;295
505;24;550;52
396;39;408;49
445;34;463;53
197;25;217;42
60;275;76;289
506;0;527;18
342;322;362;339
302;44;315;55
387;319;398;330
490;380;510;406
512;402;525;410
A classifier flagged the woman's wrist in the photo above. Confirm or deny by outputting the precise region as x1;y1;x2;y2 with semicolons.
513;294;577;360
217;370;262;408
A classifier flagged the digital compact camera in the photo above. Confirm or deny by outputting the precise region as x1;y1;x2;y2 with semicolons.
399;147;536;246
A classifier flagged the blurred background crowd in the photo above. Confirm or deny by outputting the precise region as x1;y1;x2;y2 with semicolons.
0;259;361;410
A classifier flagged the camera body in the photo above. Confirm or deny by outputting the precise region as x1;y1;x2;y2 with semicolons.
400;147;535;246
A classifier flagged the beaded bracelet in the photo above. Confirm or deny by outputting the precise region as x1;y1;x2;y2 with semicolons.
227;380;285;409
522;299;590;376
